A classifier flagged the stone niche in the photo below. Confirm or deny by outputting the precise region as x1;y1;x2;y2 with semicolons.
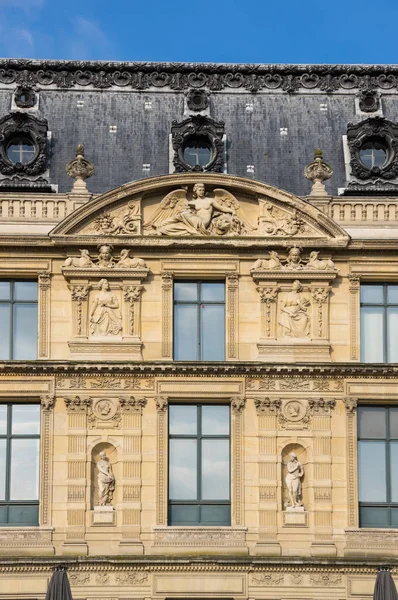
91;442;118;526
251;248;338;362
282;443;308;527
62;245;149;360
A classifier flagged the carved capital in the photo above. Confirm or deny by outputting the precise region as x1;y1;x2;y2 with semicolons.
231;396;246;415
68;284;90;301
311;287;330;304
155;396;169;412
254;396;281;415
123;286;142;303
344;397;358;413
38;271;51;289
308;397;336;415
40;395;54;411
348;273;361;290
161;272;173;290
119;396;147;413
257;286;279;303
226;272;239;287
64;395;90;413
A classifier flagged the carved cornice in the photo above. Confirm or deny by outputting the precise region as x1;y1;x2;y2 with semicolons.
3;60;398;93
2;361;398;378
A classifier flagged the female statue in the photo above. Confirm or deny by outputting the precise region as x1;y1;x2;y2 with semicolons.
97;451;115;506
278;280;310;338
90;279;122;336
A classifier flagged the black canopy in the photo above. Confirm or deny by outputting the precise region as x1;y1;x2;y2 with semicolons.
45;566;73;600
373;568;398;600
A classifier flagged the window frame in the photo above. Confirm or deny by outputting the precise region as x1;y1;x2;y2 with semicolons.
360;283;398;363
0;402;40;526
173;280;226;361
168;403;231;526
357;405;398;528
0;279;38;360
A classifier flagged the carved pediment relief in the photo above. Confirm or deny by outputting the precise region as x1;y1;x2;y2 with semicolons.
50;174;349;247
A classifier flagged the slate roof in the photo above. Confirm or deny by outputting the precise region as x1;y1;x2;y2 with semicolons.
1;59;398;196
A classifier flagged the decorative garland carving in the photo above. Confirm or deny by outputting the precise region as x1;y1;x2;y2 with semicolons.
171;115;225;173
347;117;398;180
5;61;398;93
0;112;48;176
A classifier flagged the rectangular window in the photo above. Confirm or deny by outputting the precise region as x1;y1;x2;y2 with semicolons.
0;403;40;525
168;404;230;525
358;406;398;528
173;281;225;360
360;284;398;362
0;281;38;360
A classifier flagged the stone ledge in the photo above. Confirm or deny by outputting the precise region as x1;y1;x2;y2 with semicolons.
152;526;247;548
0;527;54;556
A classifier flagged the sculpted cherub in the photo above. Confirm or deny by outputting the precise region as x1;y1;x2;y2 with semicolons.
116;249;147;269
144;183;254;236
306;251;335;270
63;249;93;268
251;250;282;271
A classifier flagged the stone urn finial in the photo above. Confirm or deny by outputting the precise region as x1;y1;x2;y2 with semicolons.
304;149;333;197
66;144;95;194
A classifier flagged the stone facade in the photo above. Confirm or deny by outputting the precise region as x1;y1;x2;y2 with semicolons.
0;59;397;599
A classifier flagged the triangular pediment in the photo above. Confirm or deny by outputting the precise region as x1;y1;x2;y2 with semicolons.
50;173;349;248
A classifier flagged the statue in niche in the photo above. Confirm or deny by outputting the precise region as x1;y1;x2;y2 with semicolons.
116;249;147;269
90;278;122;336
97;450;115;506
97;244;115;268
306;250;335;270
63;249;93;268
285;452;304;508
144;183;254;236
278;280;310;338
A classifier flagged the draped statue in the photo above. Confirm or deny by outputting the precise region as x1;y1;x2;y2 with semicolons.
97;451;115;506
90;279;122;336
285;452;304;508
278;280;310;338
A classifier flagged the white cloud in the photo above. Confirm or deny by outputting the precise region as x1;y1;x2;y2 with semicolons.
64;16;117;60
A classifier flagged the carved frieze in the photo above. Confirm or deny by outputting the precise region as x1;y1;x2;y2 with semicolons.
251;572;284;586
309;573;342;586
153;527;246;546
251;247;337;273
247;377;344;393
63;245;149;273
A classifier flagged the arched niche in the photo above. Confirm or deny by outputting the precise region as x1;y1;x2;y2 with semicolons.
281;443;308;510
91;442;119;509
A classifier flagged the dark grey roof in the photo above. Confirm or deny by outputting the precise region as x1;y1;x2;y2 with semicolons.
1;59;398;195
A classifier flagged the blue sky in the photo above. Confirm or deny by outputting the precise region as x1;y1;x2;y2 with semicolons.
0;0;396;64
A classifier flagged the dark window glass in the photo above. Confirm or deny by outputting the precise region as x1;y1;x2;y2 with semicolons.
183;136;212;168
0;280;37;360
0;403;40;525
168;404;230;525
6;137;36;165
173;281;225;361
359;139;387;169
360;285;398;363
358;406;398;527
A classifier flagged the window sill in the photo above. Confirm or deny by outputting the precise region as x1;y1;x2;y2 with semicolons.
0;526;54;554
345;527;398;557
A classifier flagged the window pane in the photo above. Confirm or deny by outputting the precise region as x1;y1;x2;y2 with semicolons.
358;407;386;438
387;285;398;304
13;303;37;360
360;307;384;362
8;504;39;526
0;304;11;360
202;405;229;435
0;282;10;300
392;508;398;528
12;404;40;435
361;285;384;304
201;304;225;360
200;504;230;525
0;406;6;435
10;438;40;500
360;506;390;528
13;281;37;301
387;308;398;362
169;405;197;435
358;440;386;502
201;283;225;302
201;439;229;500
169;439;197;500
390;441;398;502
0;439;6;501
169;504;199;525
390;408;398;438
174;282;198;302
174;304;198;360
